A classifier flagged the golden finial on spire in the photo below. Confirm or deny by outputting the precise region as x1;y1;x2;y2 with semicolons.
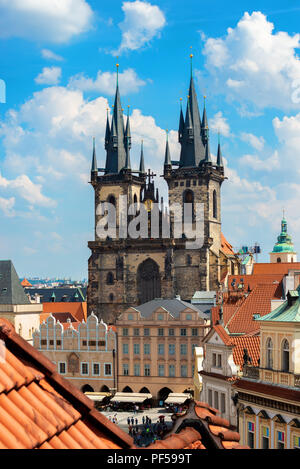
190;46;193;76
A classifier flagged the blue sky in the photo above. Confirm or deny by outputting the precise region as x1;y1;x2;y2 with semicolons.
0;0;300;279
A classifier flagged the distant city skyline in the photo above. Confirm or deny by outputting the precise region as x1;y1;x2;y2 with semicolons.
0;0;299;278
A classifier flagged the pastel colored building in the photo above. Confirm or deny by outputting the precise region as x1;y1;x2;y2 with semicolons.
115;298;210;403
33;312;117;393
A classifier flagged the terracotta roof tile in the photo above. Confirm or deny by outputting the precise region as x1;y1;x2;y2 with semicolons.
253;262;300;275
225;283;279;334
0;318;132;449
145;401;248;450
41;302;87;323
221;233;235;256
227;274;283;296
231;333;260;368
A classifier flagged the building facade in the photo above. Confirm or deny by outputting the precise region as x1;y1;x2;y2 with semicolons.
234;287;300;449
115;298;210;402
87;61;240;324
33;312;117;393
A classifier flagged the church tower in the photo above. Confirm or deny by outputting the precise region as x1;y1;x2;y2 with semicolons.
164;53;225;293
269;215;297;263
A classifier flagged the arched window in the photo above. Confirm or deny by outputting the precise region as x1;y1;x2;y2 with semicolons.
266;338;273;369
213;190;217;219
282;339;289;372
109;293;114;302
183;190;194;223
137;259;161;304
106;272;114;285
277;257;282;263
107;195;116;206
186;254;192;266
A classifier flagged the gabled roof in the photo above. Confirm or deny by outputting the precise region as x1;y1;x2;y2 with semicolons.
0;261;30;305
133;298;206;319
0;318;132;449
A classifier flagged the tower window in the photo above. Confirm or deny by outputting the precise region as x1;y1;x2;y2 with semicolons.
186;180;191;187
106;272;114;285
213;190;217;219
277;257;281;263
109;293;114;302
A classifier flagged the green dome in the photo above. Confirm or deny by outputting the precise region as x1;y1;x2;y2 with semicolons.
272;217;295;253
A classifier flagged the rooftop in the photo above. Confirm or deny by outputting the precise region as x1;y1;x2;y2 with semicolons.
133;298;207;319
0;261;30;306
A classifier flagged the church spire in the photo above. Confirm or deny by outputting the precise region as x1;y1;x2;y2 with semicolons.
139;140;146;174
104;107;111;150
104;60;127;174
178;51;206;167
164;130;172;167
201;96;209;146
178;98;184;143
91;137;98;175
217;133;224;168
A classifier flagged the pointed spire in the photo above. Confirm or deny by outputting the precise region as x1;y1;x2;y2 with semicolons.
185;95;193;131
178;51;206;167
178;98;184;143
217;133;224;167
124;106;131;171
164;130;172;167
91;137;98;173
139;140;146;174
204;140;212;165
201;95;209;145
104;60;127;174
105;108;111;150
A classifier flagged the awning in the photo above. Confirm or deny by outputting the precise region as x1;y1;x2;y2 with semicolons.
164;393;192;404
110;392;152;403
84;392;111;402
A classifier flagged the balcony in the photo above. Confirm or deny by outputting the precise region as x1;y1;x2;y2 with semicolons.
242;365;259;380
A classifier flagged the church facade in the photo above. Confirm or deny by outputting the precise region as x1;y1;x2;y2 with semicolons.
87;63;238;324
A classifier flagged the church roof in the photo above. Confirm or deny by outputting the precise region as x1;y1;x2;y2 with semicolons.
0;261;30;305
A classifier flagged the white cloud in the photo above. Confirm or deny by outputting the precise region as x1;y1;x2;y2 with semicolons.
240;132;265;150
35;67;62;85
239;150;280;171
202;11;300;111
0;172;55;207
0;196;15;217
68;68;146;95
113;0;166;55
209;111;231;137
0;0;93;43
0;84;176;215
41;49;64;62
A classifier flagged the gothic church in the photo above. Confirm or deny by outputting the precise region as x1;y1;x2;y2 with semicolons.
87;62;238;324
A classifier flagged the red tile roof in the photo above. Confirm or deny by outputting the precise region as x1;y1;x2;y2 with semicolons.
41;302;87;323
227;274;283;296
144;401;248;450
231;333;260;368
0;318;132;449
253;262;300;275
224;283;280;334
21;278;32;287
221;233;235;256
